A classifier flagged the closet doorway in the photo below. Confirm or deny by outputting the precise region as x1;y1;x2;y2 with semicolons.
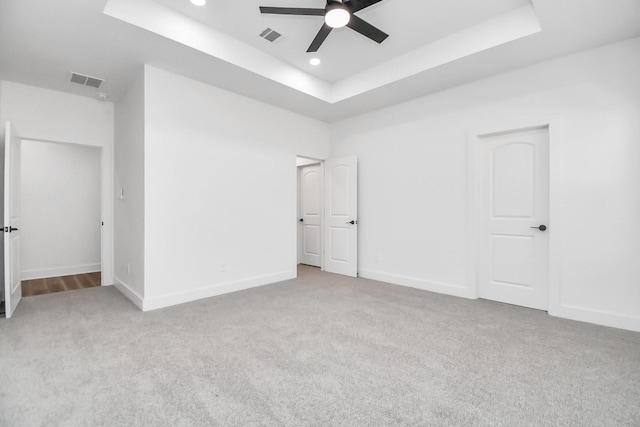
297;158;322;268
296;155;359;277
20;139;102;297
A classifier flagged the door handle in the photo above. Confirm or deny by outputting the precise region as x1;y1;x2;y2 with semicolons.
346;220;357;225
3;226;19;232
530;225;547;231
299;218;304;222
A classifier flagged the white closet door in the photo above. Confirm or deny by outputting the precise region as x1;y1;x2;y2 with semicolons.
478;128;549;310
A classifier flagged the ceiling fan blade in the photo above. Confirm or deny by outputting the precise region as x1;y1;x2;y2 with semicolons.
346;15;388;44
259;7;325;16
307;23;333;52
344;0;384;13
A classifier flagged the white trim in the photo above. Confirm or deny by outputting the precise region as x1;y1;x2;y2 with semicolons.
141;270;295;312
296;164;302;266
21;263;101;280
359;269;473;299
467;115;562;310
553;304;640;333
319;160;326;272
466;127;479;299
113;276;144;310
546;120;564;319
294;157;300;273
320;161;326;272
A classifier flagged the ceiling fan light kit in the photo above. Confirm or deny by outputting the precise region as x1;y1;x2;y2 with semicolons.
325;2;351;28
259;0;388;52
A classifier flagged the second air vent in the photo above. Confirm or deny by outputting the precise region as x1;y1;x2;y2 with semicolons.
259;28;282;43
70;72;104;89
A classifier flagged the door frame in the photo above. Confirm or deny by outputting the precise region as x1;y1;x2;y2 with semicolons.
295;155;325;272
14;137;112;287
466;117;563;316
296;158;324;269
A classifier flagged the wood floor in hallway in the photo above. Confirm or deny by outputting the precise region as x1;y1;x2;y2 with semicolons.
22;272;101;297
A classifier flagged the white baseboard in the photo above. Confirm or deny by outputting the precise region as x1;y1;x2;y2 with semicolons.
359;270;640;332
115;266;640;333
21;263;101;280
551;304;640;333
142;270;296;312
113;276;144;310
359;269;472;299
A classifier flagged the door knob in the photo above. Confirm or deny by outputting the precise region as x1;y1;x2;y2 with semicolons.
346;220;357;225
530;225;547;231
299;218;304;222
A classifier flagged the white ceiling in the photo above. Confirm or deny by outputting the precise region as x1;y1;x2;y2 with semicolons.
154;0;531;83
0;0;639;122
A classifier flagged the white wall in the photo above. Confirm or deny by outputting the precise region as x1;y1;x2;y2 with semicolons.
4;39;636;333
141;65;330;310
113;70;145;305
20;140;101;279
330;37;640;332
0;81;114;287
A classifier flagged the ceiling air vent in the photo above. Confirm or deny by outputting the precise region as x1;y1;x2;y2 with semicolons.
69;72;104;89
259;28;282;43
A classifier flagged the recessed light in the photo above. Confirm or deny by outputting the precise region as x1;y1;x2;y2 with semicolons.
190;0;206;6
309;58;321;66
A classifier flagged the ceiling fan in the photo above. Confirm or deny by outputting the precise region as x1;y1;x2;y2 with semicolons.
259;0;389;53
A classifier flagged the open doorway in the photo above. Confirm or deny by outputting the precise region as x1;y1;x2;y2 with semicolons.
20;140;102;297
296;155;359;277
297;156;323;269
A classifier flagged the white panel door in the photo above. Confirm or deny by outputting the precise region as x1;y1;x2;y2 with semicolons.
299;164;321;267
478;128;549;310
324;156;357;277
4;122;22;318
